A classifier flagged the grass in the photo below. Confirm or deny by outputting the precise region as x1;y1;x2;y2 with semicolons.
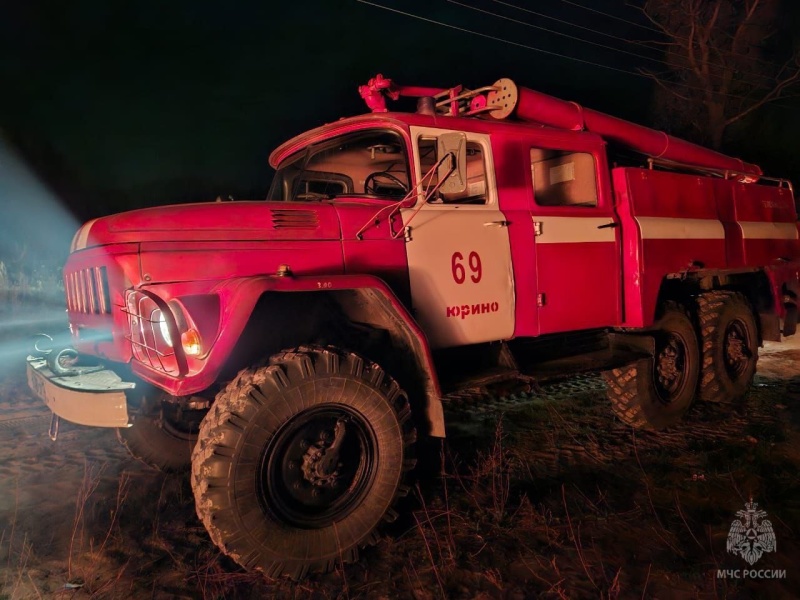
2;393;798;599
0;477;43;600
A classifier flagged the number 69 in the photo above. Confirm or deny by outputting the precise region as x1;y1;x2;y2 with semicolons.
451;251;482;284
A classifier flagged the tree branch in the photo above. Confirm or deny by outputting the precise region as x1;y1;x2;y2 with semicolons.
724;69;800;126
640;69;694;103
646;0;797;143
641;2;679;38
731;0;761;54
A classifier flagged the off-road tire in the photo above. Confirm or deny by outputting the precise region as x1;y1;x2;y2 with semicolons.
191;346;416;580
603;302;699;429
117;410;199;472
696;291;758;402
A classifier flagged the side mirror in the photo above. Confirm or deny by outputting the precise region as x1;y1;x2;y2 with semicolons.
437;133;467;195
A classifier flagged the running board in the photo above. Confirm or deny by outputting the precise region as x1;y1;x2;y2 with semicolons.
444;367;526;394
523;332;655;380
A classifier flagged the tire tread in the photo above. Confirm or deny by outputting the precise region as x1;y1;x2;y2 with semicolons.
602;301;698;430
191;345;415;579
696;291;758;402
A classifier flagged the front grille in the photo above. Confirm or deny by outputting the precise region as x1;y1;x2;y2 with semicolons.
65;267;111;314
270;209;319;229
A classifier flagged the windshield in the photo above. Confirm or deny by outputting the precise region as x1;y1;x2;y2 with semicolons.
267;130;410;201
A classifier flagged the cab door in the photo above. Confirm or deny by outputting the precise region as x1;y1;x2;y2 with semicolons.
401;127;515;349
529;146;620;334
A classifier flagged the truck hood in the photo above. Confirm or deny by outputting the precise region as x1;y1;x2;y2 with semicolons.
71;201;342;251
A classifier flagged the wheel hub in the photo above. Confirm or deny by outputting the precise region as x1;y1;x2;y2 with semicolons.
724;320;751;379
260;406;376;528
655;333;686;402
300;418;347;487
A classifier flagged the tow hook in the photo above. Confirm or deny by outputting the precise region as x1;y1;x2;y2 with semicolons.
33;333;103;377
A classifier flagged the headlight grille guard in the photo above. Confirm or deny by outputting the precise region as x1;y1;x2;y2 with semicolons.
122;289;188;377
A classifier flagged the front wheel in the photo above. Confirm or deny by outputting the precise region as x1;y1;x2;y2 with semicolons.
603;302;700;429
191;346;416;579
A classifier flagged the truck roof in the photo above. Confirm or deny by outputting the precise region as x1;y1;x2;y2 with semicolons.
268;110;607;169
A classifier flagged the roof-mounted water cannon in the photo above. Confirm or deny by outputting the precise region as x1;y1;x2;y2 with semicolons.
358;74;502;117
360;74;762;179
478;78;763;178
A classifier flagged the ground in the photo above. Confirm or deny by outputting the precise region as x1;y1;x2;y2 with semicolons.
1;302;798;599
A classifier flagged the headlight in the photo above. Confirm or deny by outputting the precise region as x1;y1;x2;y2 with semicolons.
155;309;173;347
155;307;203;355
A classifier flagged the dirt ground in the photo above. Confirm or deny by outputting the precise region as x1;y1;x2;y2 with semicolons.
1;305;799;599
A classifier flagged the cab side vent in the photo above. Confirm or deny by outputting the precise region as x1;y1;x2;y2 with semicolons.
270;209;319;229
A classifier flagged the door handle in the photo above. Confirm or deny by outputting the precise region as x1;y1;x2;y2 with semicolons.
597;221;619;229
484;220;510;227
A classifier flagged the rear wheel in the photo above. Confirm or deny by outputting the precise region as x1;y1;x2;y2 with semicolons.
696;291;759;402
191;346;416;579
603;302;700;429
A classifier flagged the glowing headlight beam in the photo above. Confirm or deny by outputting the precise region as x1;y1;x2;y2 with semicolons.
155;309;173;347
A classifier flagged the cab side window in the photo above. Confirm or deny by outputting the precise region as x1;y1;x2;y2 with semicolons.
531;149;597;208
420;137;487;205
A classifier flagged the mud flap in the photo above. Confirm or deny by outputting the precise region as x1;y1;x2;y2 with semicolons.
782;305;798;337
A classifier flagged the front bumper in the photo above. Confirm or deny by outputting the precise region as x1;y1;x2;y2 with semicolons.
26;356;135;427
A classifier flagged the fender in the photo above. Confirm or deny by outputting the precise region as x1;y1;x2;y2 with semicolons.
132;273;446;437
640;264;800;340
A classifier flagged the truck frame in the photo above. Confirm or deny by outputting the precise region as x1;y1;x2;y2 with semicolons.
27;75;800;579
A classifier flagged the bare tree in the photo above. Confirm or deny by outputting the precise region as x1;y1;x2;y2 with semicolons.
641;0;800;149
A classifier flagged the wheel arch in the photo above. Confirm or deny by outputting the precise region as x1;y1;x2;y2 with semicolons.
216;276;444;438
652;269;778;341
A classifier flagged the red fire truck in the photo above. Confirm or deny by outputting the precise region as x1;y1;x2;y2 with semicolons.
27;75;800;578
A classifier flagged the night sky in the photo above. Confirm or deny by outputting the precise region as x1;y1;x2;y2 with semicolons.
1;0;799;267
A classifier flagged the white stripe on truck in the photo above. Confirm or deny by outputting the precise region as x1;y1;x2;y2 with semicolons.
636;216;725;240
738;221;798;240
533;216;794;243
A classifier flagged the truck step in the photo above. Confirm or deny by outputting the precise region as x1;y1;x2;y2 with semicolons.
523;348;649;379
443;367;527;394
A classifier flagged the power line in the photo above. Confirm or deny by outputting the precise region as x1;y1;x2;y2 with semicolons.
491;0;660;52
553;0;663;35
356;0;799;109
463;1;794;97
488;0;663;56
550;0;783;70
448;0;668;67
356;0;658;78
486;0;777;84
